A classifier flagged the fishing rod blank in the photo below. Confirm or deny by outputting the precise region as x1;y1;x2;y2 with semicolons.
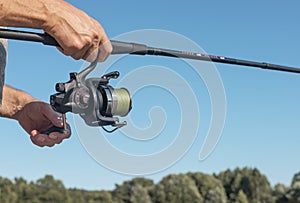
1;28;300;74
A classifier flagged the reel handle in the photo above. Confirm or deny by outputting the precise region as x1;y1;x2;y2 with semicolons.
43;126;66;135
43;114;70;135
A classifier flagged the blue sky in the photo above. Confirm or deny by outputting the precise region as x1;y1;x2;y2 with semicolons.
1;0;300;190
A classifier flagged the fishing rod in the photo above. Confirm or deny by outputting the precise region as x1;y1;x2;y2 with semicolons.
1;28;300;74
1;28;299;134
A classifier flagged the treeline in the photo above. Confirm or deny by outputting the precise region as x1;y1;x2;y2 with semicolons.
0;167;300;203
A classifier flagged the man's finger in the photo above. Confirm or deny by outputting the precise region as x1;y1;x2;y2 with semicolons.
98;40;112;62
31;133;64;147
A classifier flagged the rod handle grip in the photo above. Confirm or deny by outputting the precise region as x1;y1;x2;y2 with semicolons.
42;35;149;55
110;40;148;55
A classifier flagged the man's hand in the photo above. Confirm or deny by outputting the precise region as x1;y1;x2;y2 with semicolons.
43;1;112;62
0;0;112;62
0;86;71;147
15;101;71;147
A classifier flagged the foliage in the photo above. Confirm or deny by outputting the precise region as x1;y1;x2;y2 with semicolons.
0;168;299;203
187;172;227;203
291;172;300;189
275;172;300;203
217;167;275;203
234;190;248;203
153;174;203;203
111;177;154;203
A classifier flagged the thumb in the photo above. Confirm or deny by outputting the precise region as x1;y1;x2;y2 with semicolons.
43;104;64;127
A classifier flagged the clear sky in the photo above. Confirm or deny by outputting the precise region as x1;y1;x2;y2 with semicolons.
1;0;300;190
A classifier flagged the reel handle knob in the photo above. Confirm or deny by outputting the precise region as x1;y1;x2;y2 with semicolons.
43;126;66;135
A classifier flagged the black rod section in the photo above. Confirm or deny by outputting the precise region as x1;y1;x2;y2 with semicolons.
0;28;58;46
145;47;300;74
1;28;300;74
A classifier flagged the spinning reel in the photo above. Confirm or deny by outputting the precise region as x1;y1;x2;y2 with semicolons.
49;52;132;133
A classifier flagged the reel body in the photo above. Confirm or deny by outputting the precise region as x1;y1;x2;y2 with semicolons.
50;60;132;133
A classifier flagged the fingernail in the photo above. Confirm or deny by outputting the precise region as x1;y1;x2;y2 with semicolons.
57;118;63;126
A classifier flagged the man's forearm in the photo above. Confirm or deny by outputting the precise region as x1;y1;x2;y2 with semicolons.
0;0;49;29
0;85;35;120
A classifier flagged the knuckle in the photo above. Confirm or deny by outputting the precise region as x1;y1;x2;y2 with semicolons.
92;29;100;39
84;36;94;46
71;40;85;51
65;39;85;53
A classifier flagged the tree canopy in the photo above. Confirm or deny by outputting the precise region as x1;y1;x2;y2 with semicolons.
0;167;299;203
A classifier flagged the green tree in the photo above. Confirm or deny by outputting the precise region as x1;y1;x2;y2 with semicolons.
217;167;274;203
94;190;114;203
112;177;154;203
14;178;41;203
279;188;300;203
35;175;71;203
130;184;152;203
188;172;227;203
85;190;114;203
291;172;300;189
153;173;203;203
68;188;90;203
273;183;288;202
275;173;300;203
234;190;249;203
0;177;18;203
